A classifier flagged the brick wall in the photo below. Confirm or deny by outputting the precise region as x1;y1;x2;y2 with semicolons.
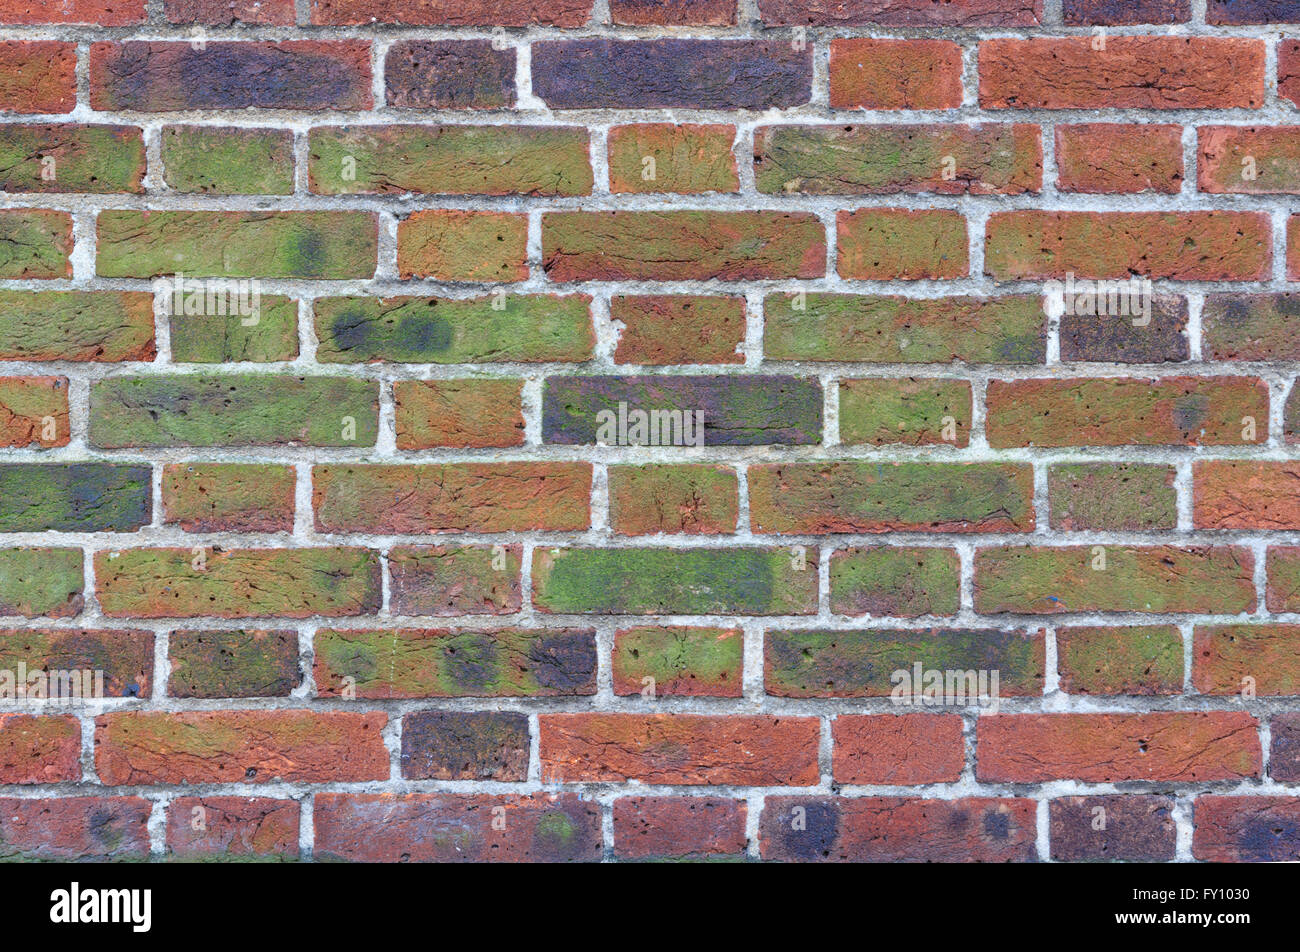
0;0;1298;862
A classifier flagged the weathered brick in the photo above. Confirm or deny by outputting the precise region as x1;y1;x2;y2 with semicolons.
0;377;68;449
612;626;743;697
974;545;1256;615
308;125;592;196
1280;41;1300;108
755;124;1041;195
1059;295;1189;364
314;463;591;533
314;628;596;698
608;465;739;537
1049;464;1177;531
758;0;1041;25
97;211;378;279
544;376;821;447
532;547;818;615
168;629;300;698
314;295;593;364
401;711;529;781
829;39;963;110
1193;797;1300;862
839;379;971;447
764;294;1045;364
0;42;76;114
1050;796;1176;861
611;295;745;365
1270;714;1300;781
0;714;80;783
0;0;144;23
95;547;381;618
611;0;734;23
1288;372;1300;435
765;628;1044;697
832;715;964;785
310;0;592;25
0;798;149;861
385;40;515;109
1204;293;1300;361
96;710;389;784
161;463;295;534
0;628;152;698
760;796;1036;862
838;208;968;280
388;545;522;616
749;462;1034;534
1200;126;1300;195
0;210;70;278
0;125;143;193
1269;547;1300;612
164;0;295;22
394;380;524;450
1207;0;1300;22
313;792;601;863
0;548;82;618
161;125;294;194
540;713;820;785
1195;461;1300;529
533;39;810;109
829;546;961;618
980;37;1265;109
1055;123;1183;194
543;211;825;281
90;41;373;111
986;377;1268;447
1193;625;1300;696
166;797;299;860
0;291;154;362
1063;0;1189;23
0;463;150;532
608;124;737;194
397;210;528;282
169;294;299;363
613;797;747;860
985;211;1271;281
978;713;1261;782
1056;625;1183;696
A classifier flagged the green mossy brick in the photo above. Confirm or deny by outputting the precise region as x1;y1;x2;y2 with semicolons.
532;547;818;615
1057;625;1183;695
0;291;155;362
314;295;593;363
607;123;738;194
161;125;294;195
0;464;151;532
313;628;597;698
764;294;1046;364
0;210;70;278
89;375;378;448
612;627;743;697
0;124;145;193
830;547;961;617
765;628;1045;697
0;548;83;618
96;210;377;278
307;124;593;196
169;294;299;363
839;378;972;446
1048;463;1177;531
168;630;301;698
161;463;296;533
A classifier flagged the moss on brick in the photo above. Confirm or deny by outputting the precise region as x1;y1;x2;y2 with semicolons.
830;547;961;617
0;549;82;618
161;125;294;194
169;294;298;363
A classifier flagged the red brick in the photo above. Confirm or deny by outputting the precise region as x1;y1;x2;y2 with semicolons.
167;797;299;859
0;43;76;114
1195;461;1300;529
0;0;144;22
0;714;80;784
829;39;963;110
1193;625;1300;696
613;797;747;859
758;0;1040;25
838;209;968;280
1055;124;1183;194
1194;797;1300;862
311;0;592;25
0;797;150;860
832;715;964;785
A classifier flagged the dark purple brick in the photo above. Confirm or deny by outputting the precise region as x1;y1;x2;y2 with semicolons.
542;375;822;446
385;40;515;110
1194;797;1300;861
1064;0;1190;23
90;41;372;112
1207;0;1300;23
757;0;1040;24
1271;713;1300;781
401;711;530;781
532;40;811;110
1049;796;1176;861
1059;295;1189;363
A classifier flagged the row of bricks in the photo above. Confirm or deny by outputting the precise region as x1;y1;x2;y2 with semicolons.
5;622;1300;697
17;0;1300;28
21;121;1300;197
0;709;1291;785
8;208;1300;282
0;792;1293;863
7;37;1300;114
2;377;1296;447
7;460;1300;534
